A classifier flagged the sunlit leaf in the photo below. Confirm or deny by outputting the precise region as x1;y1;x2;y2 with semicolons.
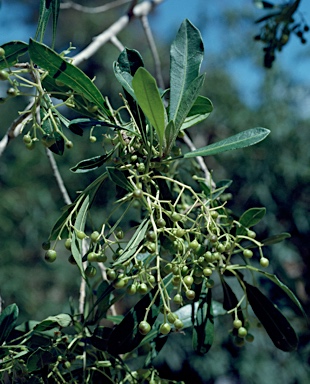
181;96;213;130
184;127;270;158
132;67;167;152
34;314;71;332
29;39;109;115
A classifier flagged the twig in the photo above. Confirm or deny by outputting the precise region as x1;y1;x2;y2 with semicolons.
183;132;216;189
72;0;164;65
60;0;132;13
45;149;72;205
0;101;34;157
140;15;165;89
110;36;125;52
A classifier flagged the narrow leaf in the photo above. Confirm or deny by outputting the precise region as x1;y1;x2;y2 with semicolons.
29;39;108;114
170;19;204;124
254;270;307;321
0;41;28;70
132;67;166;151
245;282;298;352
107;167;134;192
181;96;213;130
236;207;266;236
70;151;114;173
0;303;19;345
193;288;214;355
113;218;150;266
184;127;270;158
200;179;232;200
261;232;291;246
68;118;121;136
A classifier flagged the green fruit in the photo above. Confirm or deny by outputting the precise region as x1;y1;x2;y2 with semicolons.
206;279;215;288
146;230;156;242
237;327;248;338
189;239;199;251
170;212;181;222
42;241;51;250
115;228;124;239
0;47;5;57
23;134;32;144
185;290;195;300
126;284;137;295
85;265;97;277
260;257;269;268
163;263;173;274
76;230;87;240
113;278;127;289
96;252;107;262
156;218;166;228
7;87;18;96
0;70;9;81
216;243;225;253
89;135;97;143
210;234;218;243
159;323;171;335
167;312;177;324
183;275;194;287
87;104;98;113
138;321;151;335
173;293;182;305
243;249;253;258
106;269;116;280
25;141;35;150
247;230;256;239
90;231;100;242
45;249;57;263
137;163;145;173
87;252;98;262
68;254;76;265
133;189;143;198
175;228;185;238
203;267;213;277
65;238;72;250
174;319;184;330
137;283;148;294
233;319;242;329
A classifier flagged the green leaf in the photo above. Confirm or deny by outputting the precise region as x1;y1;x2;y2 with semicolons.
107;167;134;192
236;207;266;236
254;270;307;321
48;204;74;241
261;232;291;245
245;282;298;352
0;303;19;345
132;67;167;152
184;127;270;158
220;277;245;324
27;347;57;373
107;285;161;355
68;118;121;136
113;48;144;98
28;39;109;115
200;179;232;200
35;0;60;47
181;96;213;130
71;196;90;278
34;314;71;332
113;218;150;266
164;120;176;156
193;288;214;355
0;41;28;70
70;150;114;173
170;19;204;126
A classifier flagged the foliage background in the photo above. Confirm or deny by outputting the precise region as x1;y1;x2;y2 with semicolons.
0;1;309;383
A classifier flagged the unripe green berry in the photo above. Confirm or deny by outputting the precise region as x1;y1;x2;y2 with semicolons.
85;265;97;277
133;189;143;198
65;238;72;250
247;230;256;239
156;218;166;228
243;249;253;258
185;290;195;300
238;326;248;338
0;70;9;81
173;293;182;305
45;249;57;263
76;230;87;240
137;282;148;294
90;231;100;242
65;141;73;149
126;283;137;295
170;212;181;222
106;269;116;280
174;319;184;330
23;134;32;144
203;267;213;277
0;47;5;57
189;239;199;251
167;312;177;324
87;252;98;262
233;319;242;329
183;275;194;287
89;135;97;143
159;323;171;335
138;321;151;335
260;257;269;268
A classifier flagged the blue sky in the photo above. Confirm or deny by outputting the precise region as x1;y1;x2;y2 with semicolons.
1;0;310;108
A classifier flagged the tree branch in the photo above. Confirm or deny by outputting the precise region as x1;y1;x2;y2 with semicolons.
60;0;132;13
72;0;164;65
